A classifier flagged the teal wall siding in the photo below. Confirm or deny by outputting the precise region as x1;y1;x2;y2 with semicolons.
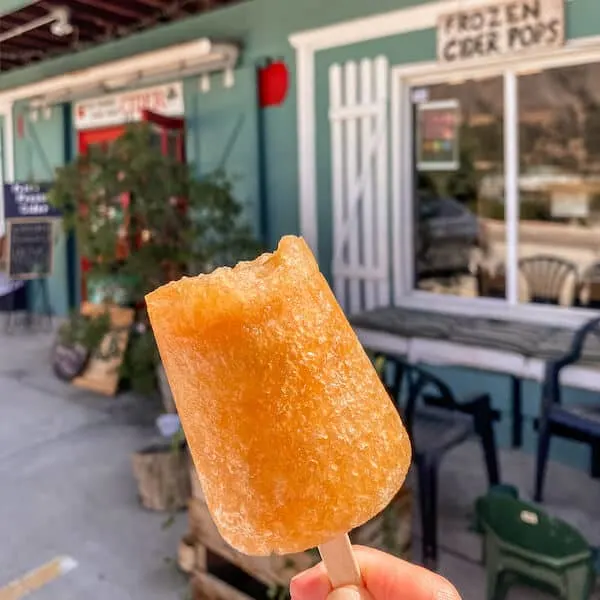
183;68;261;234
12;102;70;316
259;48;300;250
0;1;33;15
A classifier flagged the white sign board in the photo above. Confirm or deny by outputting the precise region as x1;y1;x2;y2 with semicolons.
551;191;590;219
74;82;184;130
416;100;460;172
438;0;564;64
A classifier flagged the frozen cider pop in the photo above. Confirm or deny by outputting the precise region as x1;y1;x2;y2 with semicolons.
146;236;411;565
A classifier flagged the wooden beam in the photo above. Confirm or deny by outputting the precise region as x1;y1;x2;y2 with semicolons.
0;35;50;51
0;57;23;68
1;12;70;43
69;0;149;20
133;0;166;7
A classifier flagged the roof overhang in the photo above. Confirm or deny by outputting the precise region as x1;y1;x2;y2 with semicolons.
0;1;246;73
0;37;239;107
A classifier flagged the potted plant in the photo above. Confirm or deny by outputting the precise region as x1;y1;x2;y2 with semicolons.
49;122;259;509
49;122;259;403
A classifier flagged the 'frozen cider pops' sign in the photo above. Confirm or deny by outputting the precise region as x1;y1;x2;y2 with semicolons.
437;0;564;64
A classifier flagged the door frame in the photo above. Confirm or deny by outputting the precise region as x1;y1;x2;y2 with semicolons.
77;124;127;302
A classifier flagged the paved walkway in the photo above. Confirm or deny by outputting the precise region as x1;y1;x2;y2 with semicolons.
0;323;188;600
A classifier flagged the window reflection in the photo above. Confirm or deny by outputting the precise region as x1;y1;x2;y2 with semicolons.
412;77;505;298
518;62;600;307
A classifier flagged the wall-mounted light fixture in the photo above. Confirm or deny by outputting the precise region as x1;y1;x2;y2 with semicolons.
16;39;240;107
0;6;73;43
200;74;211;93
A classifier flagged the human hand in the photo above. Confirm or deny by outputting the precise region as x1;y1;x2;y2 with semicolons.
290;546;461;600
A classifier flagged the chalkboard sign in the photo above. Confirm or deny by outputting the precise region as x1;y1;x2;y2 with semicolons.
6;218;54;280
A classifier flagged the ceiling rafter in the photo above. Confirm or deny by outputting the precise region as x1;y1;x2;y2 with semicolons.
69;0;150;21
0;0;248;73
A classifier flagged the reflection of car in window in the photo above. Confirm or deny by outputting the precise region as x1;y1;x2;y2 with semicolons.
415;194;486;277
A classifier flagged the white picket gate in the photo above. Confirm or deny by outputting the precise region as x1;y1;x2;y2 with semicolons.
329;56;390;314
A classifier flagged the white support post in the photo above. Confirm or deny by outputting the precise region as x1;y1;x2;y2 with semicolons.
504;71;519;306
329;63;345;307
360;58;376;310
344;61;361;314
296;46;319;258
374;56;389;307
0;102;14;237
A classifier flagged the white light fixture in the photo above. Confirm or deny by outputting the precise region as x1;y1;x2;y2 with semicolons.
0;6;73;43
43;106;52;120
223;68;235;89
103;74;139;91
15;39;240;106
30;109;39;122
199;74;211;93
50;7;73;37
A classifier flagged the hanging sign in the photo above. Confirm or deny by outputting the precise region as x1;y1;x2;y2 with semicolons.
438;0;564;64
74;82;184;130
416;100;460;171
3;182;61;219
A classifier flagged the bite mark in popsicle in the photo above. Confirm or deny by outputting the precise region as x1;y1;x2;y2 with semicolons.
146;236;411;561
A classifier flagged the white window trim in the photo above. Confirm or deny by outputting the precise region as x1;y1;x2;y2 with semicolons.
0;102;14;237
391;40;600;329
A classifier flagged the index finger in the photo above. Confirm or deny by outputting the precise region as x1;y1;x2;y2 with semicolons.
290;546;461;600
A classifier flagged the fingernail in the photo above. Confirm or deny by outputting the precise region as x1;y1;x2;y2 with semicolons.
327;586;362;600
436;585;461;600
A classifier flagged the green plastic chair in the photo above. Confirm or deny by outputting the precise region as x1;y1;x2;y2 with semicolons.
477;493;595;600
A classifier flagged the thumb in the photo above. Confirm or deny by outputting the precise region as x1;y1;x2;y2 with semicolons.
327;585;374;600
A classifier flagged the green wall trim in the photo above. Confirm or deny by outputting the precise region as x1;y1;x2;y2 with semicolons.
0;1;33;16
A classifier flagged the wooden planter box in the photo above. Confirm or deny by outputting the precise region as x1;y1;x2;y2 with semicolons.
131;445;191;511
183;466;412;599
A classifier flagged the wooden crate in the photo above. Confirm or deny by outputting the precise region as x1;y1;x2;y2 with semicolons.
191;572;254;600
190;463;206;504
187;497;316;589
72;302;135;396
183;481;412;599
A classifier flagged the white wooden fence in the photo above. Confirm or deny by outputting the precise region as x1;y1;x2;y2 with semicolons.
329;56;390;314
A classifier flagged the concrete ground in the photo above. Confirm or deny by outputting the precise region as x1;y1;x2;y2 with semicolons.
0;321;189;600
1;318;599;599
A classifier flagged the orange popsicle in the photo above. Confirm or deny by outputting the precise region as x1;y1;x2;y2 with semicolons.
146;236;411;556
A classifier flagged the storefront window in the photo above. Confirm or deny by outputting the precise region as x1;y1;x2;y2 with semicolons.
406;58;600;314
412;77;505;298
518;62;600;308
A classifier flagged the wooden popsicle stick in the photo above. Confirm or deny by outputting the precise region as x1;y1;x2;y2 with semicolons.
318;533;362;588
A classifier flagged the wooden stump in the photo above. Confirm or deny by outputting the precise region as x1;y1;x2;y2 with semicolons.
131;444;191;511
